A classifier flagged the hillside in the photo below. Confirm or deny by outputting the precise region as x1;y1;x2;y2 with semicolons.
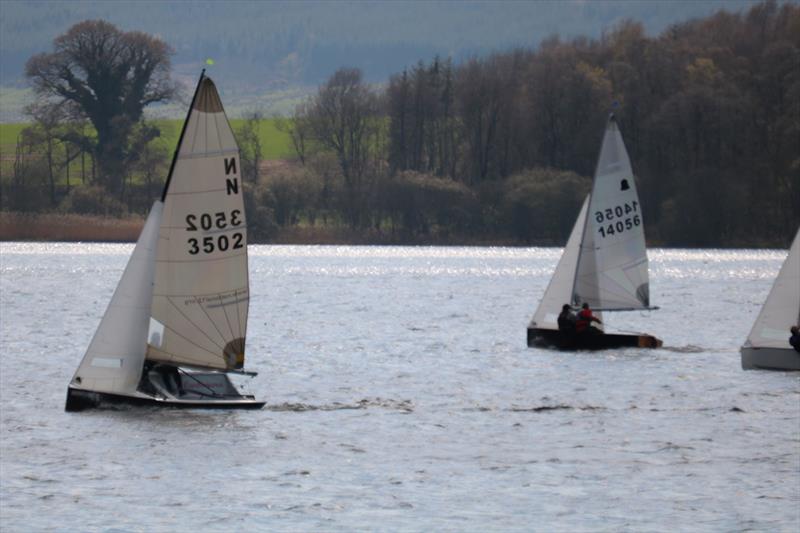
0;0;761;120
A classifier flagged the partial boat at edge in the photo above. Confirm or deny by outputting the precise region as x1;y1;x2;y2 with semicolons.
741;227;800;371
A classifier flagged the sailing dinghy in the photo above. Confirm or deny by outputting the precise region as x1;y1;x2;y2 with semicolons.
740;227;800;371
66;72;265;410
527;114;662;350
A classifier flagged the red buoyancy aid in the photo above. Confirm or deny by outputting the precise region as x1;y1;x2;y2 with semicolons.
575;308;595;332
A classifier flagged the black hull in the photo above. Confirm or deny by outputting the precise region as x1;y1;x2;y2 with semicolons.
65;387;265;412
66;366;265;412
528;327;662;351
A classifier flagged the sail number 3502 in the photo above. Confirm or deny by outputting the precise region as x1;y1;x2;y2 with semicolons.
186;210;244;255
595;201;640;239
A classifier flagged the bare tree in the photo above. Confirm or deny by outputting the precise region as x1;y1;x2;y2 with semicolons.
302;68;381;228
275;102;313;166
25;20;176;195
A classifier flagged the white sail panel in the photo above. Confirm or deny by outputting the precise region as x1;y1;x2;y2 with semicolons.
573;115;650;310
70;202;163;394
530;197;595;329
746;228;800;349
149;77;249;371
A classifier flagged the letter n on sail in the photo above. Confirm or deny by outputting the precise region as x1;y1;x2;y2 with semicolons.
225;157;239;195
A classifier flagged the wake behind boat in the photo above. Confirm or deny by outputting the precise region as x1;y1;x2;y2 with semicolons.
528;114;662;351
66;72;265;410
740;227;800;371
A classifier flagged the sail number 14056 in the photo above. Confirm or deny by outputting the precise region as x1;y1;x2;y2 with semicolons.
595;201;640;239
185;210;244;255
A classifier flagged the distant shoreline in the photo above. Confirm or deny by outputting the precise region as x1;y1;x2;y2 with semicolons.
0;211;520;247
0;211;785;248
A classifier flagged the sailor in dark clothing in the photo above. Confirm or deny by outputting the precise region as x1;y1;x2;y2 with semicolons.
790;326;800;353
557;304;576;333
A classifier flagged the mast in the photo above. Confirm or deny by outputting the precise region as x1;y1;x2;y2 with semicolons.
570;113;613;307
161;69;206;202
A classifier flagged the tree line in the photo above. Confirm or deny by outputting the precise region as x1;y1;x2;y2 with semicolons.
281;0;799;246
3;1;799;247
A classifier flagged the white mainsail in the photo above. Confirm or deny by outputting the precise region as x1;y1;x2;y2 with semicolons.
572;115;650;311
745;228;800;349
530;197;604;329
69;202;163;394
147;76;249;371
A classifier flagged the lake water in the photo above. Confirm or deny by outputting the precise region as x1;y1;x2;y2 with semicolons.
1;243;798;532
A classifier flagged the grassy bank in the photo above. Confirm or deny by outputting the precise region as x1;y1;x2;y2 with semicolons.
0;118;296;183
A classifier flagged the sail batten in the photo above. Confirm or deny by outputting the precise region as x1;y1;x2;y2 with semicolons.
148;75;249;371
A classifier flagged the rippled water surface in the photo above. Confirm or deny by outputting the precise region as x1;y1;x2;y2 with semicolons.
1;243;798;531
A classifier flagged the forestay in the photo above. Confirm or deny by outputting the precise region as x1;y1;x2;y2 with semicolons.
147;77;249;371
573;115;650;311
745;228;800;349
70;202;163;393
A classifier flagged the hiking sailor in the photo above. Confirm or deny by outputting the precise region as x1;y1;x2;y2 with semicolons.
576;302;602;334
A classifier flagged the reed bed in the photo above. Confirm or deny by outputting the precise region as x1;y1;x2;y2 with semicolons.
0;212;144;242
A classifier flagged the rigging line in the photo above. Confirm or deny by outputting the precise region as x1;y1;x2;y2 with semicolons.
183;388;242;399
177;369;221;397
164;295;227;352
163;296;227;353
150;322;223;363
192;291;230;352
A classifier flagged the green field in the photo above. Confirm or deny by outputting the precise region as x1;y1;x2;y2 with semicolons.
0;118;295;161
0;123;28;150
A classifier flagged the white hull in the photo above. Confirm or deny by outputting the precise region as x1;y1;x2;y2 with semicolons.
741;346;800;371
